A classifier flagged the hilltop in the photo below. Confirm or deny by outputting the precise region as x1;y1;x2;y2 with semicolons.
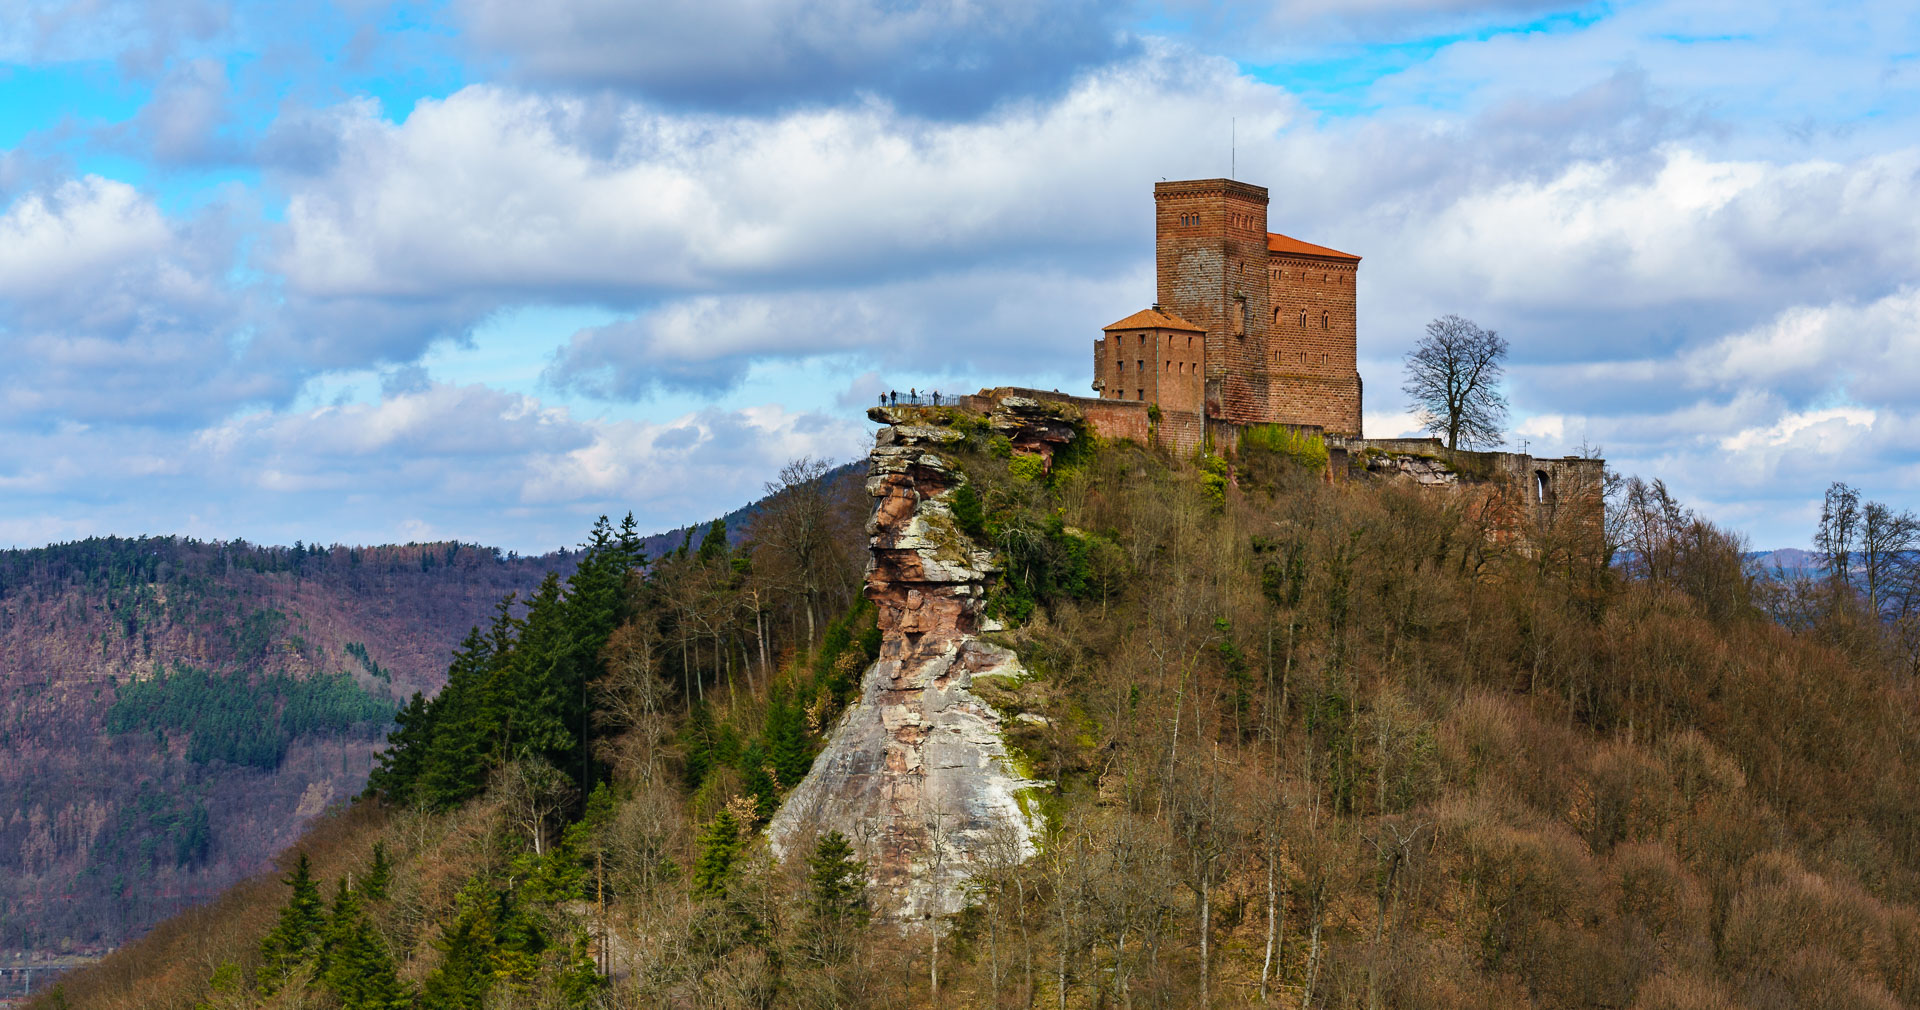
36;404;1920;1010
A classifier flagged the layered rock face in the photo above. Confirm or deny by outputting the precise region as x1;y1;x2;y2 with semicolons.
768;398;1070;924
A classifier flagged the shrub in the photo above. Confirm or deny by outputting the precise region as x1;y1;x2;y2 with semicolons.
1239;424;1329;472
1199;453;1229;504
1008;453;1047;482
948;482;987;539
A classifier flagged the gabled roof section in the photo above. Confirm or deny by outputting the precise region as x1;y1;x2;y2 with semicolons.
1103;306;1205;332
1267;231;1361;262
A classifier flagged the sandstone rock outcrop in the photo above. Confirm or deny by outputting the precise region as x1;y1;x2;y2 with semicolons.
767;399;1073;924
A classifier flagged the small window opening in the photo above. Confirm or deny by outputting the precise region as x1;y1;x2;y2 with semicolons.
1534;471;1551;504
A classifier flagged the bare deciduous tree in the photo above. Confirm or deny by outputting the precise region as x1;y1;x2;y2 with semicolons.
492;756;575;855
749;457;846;647
1403;314;1509;450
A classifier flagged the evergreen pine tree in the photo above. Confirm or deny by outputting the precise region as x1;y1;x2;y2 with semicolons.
326;923;410;1009
682;704;717;790
364;690;434;801
257;853;325;992
765;690;814;790
806;830;870;930
692;810;743;900
420;882;501;1010
363;841;392;900
315;877;359;979
739;742;778;821
320;879;410;1010
696;519;729;563
556;933;607;1004
416;618;506;809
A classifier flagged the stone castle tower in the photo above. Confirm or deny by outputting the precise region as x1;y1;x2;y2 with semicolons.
1093;178;1363;448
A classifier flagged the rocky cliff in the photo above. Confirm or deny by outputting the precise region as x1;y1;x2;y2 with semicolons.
767;397;1076;924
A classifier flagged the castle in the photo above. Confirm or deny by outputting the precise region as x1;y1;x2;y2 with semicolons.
954;176;1605;532
1093;178;1362;447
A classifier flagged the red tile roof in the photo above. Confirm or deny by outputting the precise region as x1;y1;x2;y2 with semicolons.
1102;306;1205;332
1267;232;1360;262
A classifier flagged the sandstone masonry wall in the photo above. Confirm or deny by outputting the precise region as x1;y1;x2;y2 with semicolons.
1155;180;1275;425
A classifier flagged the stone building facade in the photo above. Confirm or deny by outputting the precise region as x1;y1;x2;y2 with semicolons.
1093;178;1363;449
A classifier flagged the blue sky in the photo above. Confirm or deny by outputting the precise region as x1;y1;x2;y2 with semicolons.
2;0;1917;552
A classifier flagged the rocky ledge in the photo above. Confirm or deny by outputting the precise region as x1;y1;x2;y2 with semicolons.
768;397;1070;924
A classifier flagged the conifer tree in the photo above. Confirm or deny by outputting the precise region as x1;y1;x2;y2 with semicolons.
362;841;391;901
766;689;814;790
556;933;607;1003
315;878;359;979
421;882;501;1010
321;881;409;1010
257;853;325;992
806;830;870;930
696;519;729;563
365;690;434;801
693;809;743;900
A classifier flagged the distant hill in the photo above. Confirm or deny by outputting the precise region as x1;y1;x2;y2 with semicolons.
633;460;866;561
1748;547;1818;576
0;536;573;961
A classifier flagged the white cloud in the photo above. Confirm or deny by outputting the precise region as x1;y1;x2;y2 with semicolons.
274;51;1296;302
169;381;869;547
0;177;171;295
1718;406;1876;454
544;265;1141;398
0;176;278;427
1680;287;1920;404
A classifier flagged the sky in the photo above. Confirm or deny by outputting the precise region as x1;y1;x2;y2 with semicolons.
1;0;1916;553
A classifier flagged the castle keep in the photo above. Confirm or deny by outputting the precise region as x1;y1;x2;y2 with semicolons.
1093;179;1362;446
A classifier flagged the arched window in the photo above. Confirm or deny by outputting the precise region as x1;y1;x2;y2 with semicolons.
1274;307;1283;324
1534;471;1551;504
1298;310;1307;328
1321;311;1329;329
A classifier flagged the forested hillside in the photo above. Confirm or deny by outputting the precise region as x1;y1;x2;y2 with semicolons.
36;427;1920;1010
0;537;574;962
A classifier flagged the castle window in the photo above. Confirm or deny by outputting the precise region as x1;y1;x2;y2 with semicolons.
1534;471;1551;504
1298;310;1307;328
1321;311;1329;329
